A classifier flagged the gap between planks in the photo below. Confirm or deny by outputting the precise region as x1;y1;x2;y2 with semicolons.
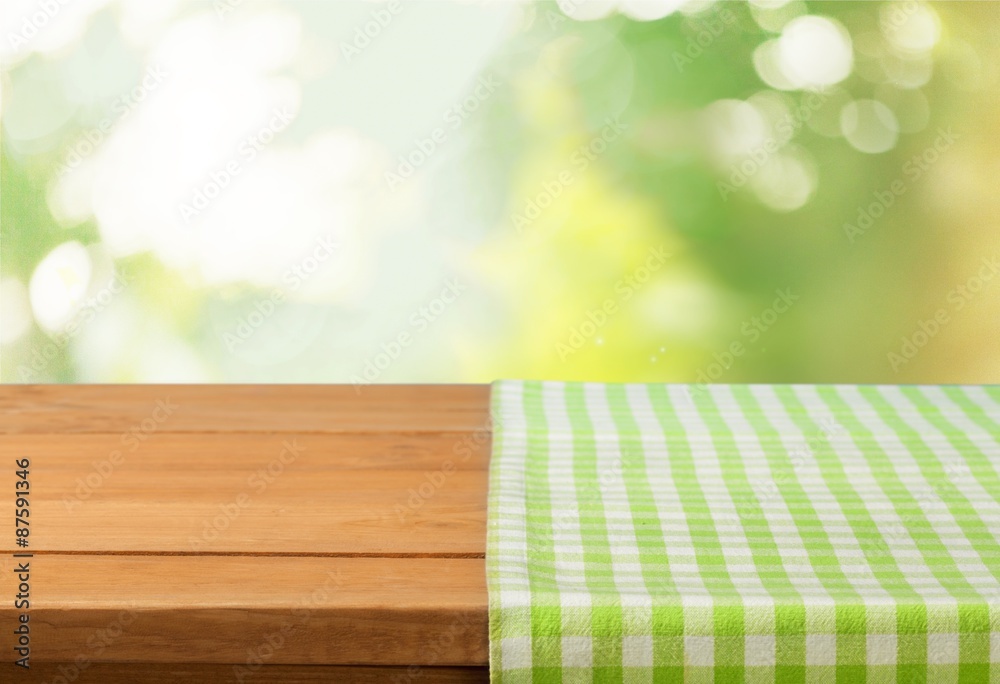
26;664;489;683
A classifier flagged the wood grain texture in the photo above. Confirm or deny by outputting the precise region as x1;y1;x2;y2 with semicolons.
0;392;490;556
0;555;487;665
5;464;487;555
0;385;491;434
0;385;492;671
26;664;489;683
6;432;490;470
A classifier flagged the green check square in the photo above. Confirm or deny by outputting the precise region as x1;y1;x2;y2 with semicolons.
957;662;990;682
897;635;927;665
653;636;684;667
590;606;623;637
715;666;746;683
651;606;684;637
959;604;990;633
835;665;866;682
531;635;562;669
837;634;867;666
836;605;867;635
776;605;807;636
898;605;929;635
651;665;684;683
775;634;805;667
715;605;745;637
958;632;990;664
774;664;806;683
591;635;622;665
714;635;744;667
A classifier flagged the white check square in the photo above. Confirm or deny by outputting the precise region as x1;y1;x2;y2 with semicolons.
805;634;837;666
927;633;959;665
867;634;897;665
562;636;592;668
745;635;776;666
622;635;653;667
501;636;532;670
685;636;714;666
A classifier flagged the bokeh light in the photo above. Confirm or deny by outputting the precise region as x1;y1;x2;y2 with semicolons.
2;0;999;384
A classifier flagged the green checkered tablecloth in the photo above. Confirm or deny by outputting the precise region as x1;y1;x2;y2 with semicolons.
486;382;1000;683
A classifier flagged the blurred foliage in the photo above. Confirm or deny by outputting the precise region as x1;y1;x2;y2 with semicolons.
1;0;998;383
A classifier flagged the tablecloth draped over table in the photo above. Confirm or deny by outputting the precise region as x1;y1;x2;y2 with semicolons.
485;382;1000;683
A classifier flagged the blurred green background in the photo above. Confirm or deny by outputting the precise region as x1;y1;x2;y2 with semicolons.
1;0;998;384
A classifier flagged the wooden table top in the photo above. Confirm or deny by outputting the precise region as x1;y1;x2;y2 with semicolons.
0;385;491;683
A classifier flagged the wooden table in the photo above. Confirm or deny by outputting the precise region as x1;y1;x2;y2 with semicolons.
0;386;491;682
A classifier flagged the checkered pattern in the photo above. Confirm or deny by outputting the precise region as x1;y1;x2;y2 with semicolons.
486;382;1000;682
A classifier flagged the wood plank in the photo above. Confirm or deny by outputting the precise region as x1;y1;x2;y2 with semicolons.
0;555;488;666
3;476;486;555
4;432;490;471
26;664;489;683
0;385;491;434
